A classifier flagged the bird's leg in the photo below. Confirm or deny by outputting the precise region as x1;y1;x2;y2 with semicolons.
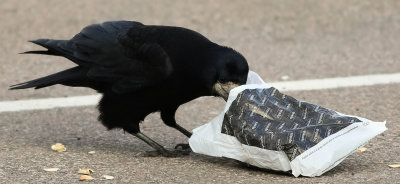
173;123;192;138
172;124;192;150
161;107;192;138
133;132;190;157
133;132;165;152
160;107;192;150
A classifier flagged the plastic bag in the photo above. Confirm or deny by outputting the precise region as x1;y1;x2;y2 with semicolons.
189;71;387;177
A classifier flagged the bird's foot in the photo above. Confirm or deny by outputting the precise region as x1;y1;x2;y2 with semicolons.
174;143;191;151
160;147;191;157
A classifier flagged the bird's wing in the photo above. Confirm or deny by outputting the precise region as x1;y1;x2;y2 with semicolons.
54;21;173;93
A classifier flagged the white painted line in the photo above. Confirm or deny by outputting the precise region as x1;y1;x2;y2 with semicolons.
271;73;400;92
0;95;101;113
1;73;399;113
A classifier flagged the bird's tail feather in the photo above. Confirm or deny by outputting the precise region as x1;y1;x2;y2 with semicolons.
9;66;84;90
20;50;59;56
24;39;67;56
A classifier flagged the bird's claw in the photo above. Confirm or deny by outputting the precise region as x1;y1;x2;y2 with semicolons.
160;148;191;157
135;146;191;157
174;143;191;150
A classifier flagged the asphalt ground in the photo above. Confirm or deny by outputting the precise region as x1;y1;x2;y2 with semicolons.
1;0;399;183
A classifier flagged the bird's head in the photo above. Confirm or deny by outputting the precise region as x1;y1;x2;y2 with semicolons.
212;48;249;101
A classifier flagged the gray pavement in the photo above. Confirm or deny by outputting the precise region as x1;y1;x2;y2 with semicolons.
1;0;399;183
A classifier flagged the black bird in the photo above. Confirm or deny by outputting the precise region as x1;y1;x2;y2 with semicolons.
10;21;249;156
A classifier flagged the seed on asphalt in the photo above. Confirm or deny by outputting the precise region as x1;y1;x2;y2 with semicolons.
79;175;94;181
78;169;94;175
51;143;67;152
43;168;59;172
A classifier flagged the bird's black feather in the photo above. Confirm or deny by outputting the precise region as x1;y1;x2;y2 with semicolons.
10;20;249;137
9;66;88;89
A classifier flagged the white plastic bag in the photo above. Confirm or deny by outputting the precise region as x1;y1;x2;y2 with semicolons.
189;71;387;177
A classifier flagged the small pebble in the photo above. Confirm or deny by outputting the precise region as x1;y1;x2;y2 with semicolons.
281;75;289;80
88;151;95;154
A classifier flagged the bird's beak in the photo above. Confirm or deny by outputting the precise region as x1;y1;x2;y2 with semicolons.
212;82;240;101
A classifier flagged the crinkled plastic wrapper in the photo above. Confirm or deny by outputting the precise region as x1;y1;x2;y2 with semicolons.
189;71;387;177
